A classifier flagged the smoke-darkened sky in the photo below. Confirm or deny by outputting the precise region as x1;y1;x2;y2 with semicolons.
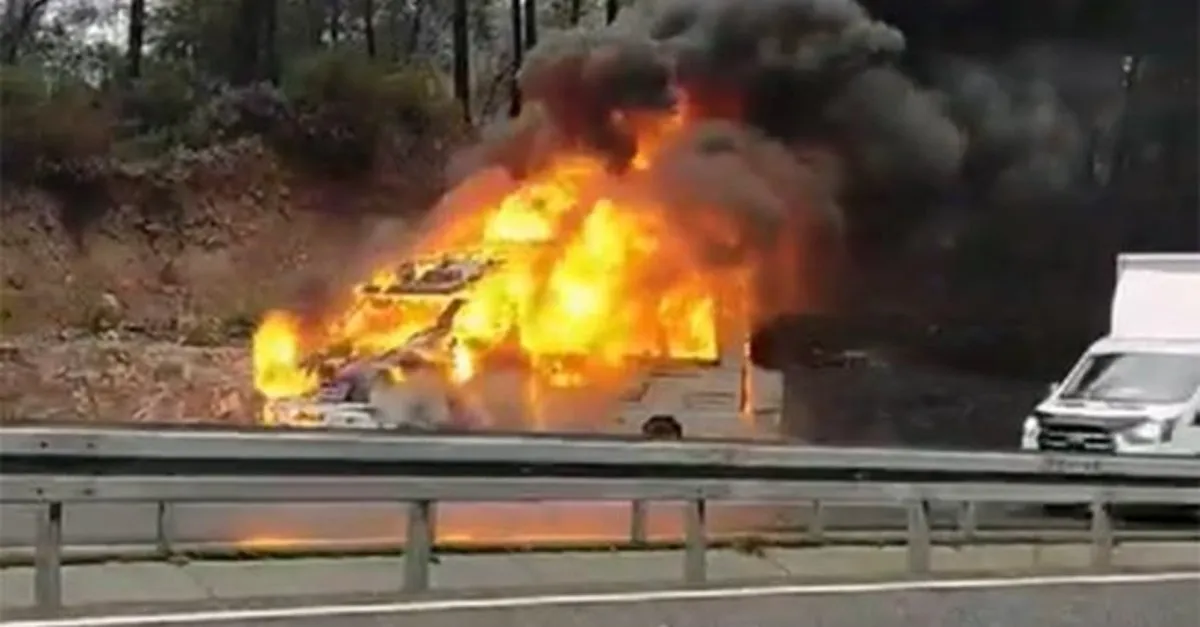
448;0;1195;337
459;0;1144;264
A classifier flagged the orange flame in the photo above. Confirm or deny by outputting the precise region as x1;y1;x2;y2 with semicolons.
252;311;317;401
251;110;764;428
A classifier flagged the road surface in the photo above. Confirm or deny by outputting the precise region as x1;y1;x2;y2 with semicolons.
190;577;1200;627
0;500;1149;552
3;573;1198;627
3;538;1198;611
157;577;1200;627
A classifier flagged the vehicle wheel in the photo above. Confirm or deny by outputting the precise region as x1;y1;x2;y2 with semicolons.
641;414;683;440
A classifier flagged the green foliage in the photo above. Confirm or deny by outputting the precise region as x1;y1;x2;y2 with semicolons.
0;0;474;183
184;82;292;147
274;48;463;174
122;62;205;133
150;0;243;80
281;48;391;171
377;62;465;133
0;65;115;185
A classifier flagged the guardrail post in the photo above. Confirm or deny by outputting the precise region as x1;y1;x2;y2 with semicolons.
629;499;648;546
1089;498;1114;572
155;501;175;558
957;501;978;542
808;500;825;544
684;498;707;584
905;499;932;575
404;500;434;592
34;502;64;613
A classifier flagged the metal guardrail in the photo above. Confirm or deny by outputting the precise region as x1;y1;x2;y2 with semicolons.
5;424;1200;479
2;425;1199;616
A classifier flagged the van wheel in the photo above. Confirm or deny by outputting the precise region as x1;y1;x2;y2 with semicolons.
641;414;683;440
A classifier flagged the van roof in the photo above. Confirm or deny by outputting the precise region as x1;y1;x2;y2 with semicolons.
1111;255;1200;338
1090;337;1200;355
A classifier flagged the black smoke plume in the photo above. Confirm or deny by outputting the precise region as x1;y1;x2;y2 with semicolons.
454;0;1104;269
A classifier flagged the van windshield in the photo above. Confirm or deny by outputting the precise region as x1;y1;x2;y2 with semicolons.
1058;352;1200;404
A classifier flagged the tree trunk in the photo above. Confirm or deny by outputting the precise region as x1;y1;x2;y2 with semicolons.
404;0;425;58
363;0;376;58
264;0;279;83
605;0;619;24
231;0;263;84
1;0;52;65
304;0;323;47
126;0;145;79
385;0;399;60
523;0;537;51
451;0;471;122
508;0;523;117
569;0;582;26
329;0;342;44
0;0;17;64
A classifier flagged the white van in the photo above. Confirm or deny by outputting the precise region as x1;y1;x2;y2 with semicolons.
1020;254;1200;457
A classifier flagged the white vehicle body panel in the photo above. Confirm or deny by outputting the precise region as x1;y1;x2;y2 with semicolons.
1110;254;1200;339
267;348;782;438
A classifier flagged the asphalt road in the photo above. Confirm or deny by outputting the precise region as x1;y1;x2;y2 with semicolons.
254;578;1200;627
0;500;1118;551
6;574;1197;627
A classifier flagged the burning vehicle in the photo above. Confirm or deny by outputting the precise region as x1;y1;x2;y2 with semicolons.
246;0;1081;439
247;121;795;435
254;240;782;436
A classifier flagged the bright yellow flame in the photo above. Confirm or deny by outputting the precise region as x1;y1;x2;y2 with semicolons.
251;108;757;429
252;311;317;400
450;341;474;384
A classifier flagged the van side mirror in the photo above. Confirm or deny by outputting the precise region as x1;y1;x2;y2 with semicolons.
1046;381;1059;396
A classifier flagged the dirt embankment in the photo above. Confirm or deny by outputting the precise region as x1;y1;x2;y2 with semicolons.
0;336;252;424
1;140;433;338
0;139;437;423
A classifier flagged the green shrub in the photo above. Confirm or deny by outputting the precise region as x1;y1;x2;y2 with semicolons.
277;49;389;173
183;82;292;148
121;62;204;134
0;65;45;109
0;66;115;185
377;62;466;138
0;52;466;183
274;50;464;175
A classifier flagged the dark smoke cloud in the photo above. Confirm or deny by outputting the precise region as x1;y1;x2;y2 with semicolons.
519;33;674;168
930;51;1093;206
446;31;673;183
451;0;1104;304
823;67;964;186
647;120;833;264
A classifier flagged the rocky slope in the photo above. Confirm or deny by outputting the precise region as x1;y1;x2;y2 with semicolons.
2;140;440;336
0;334;253;424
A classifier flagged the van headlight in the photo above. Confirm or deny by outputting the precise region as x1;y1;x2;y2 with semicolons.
1125;419;1176;444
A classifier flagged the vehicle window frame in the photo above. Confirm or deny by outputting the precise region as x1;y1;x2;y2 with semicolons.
1057;351;1200;405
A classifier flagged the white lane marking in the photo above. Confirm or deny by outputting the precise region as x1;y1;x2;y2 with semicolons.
5;571;1199;627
